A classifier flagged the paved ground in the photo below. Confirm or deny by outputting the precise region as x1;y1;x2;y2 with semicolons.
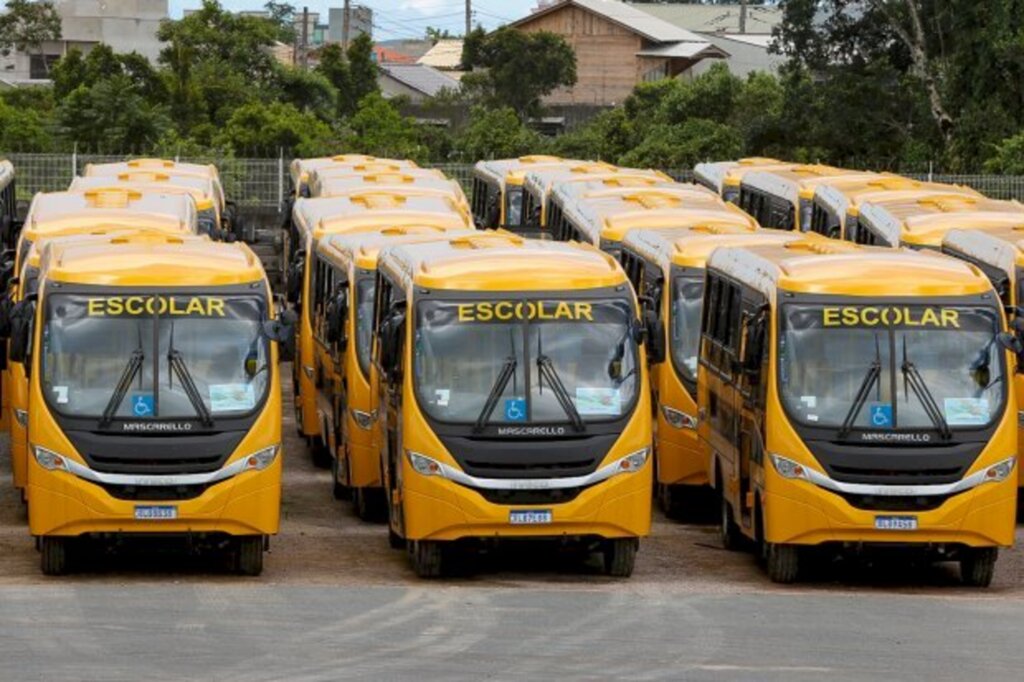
1;378;1023;680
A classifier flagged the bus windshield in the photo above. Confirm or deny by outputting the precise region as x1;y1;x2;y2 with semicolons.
414;298;639;426
671;277;704;383
41;293;270;421
355;275;375;379
779;304;1005;432
505;187;524;227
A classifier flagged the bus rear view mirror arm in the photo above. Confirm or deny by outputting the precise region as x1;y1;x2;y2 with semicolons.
263;309;298;344
997;332;1024;355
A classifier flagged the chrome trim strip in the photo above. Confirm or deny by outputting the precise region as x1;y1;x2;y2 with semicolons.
802;460;1012;497
431;450;648;491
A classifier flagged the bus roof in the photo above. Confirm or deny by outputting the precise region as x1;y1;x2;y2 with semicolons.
552;178;713;208
308;167;447;195
565;190;754;245
813;176;981;219
708;238;992;301
379;232;625;292
942;226;1024;276
289;155;414;186
472;156;581;188
24;189;197;240
84;159;219;180
858;194;1024;247
318;227;477;271
69;174;218;212
293;192;471;239
622;227;803;270
313;174;466;205
693;158;783;192
741;167;873;202
521;161;621;194
41;233;264;288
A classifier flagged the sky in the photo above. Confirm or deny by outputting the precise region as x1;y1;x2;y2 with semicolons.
169;1;537;40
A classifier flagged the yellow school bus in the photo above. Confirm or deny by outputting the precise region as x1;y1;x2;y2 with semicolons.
288;193;472;459
943;226;1024;488
307;167;448;199
1;197;199;497
556;190;757;256
311;172;468;211
13;233;290;575
547;178;716;244
290;155;418;198
69;172;223;239
311;227;477;518
808;176;981;240
374;233;656;577
701;238;1018;585
620;227;809;516
738;165;872;232
693;158;786;203
470;156;582;232
856;194;1024;249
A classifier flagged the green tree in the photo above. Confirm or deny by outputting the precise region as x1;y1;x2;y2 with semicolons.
50;49;86;99
274;65;337;121
346;33;380;106
985;132;1024;174
215;101;335;156
342;93;425;160
620;119;742;169
461;27;576;118
315;42;353;118
57;76;171;152
0;0;61;74
455;106;545;161
264;1;297;44
0;95;53;151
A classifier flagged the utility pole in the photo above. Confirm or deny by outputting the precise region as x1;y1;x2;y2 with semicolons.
739;0;747;35
343;0;351;51
300;6;310;69
465;0;472;37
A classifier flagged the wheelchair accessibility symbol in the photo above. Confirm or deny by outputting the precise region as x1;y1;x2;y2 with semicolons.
869;403;893;428
504;398;527;422
132;393;155;417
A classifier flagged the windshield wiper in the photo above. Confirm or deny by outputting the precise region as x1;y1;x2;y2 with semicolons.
473;328;519;433
838;334;882;439
101;349;145;426
901;337;951;440
167;321;214;426
536;329;585;432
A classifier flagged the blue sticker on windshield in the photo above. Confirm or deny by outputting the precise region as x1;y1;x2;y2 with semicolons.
504;398;526;422
131;393;155;418
869;403;893;428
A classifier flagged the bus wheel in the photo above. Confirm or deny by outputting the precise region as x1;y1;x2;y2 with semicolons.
40;537;71;576
603;538;638;577
719;493;741;551
388;526;405;550
765;543;801;584
410;540;445;578
960;548;997;587
234;536;264;576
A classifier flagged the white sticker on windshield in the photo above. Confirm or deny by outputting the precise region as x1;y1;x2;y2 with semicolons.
575;387;621;416
800;395;817;409
684;357;698;374
209;384;256;412
435;389;450;407
944;398;990;426
53;386;69;404
807;414;819;422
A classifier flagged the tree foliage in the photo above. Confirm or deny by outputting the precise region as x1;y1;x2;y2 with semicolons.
0;0;61;66
455;107;546;161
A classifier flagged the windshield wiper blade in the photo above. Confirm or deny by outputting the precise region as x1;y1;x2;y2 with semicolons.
473;356;518;433
167;350;214;426
901;338;951;440
537;354;585;432
838;334;882;439
100;349;145;426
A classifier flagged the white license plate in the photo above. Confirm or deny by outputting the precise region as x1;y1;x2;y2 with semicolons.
134;505;178;520
509;509;552;525
874;515;917;531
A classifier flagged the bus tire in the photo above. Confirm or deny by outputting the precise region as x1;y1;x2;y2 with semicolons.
235;536;264;576
603;538;638;577
40;537;71;576
960;548;997;587
766;543;801;584
388;526;405;550
719;492;741;551
410;540;445;578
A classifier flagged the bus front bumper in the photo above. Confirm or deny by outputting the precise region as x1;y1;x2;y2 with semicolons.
401;449;652;542
764;455;1017;547
27;447;282;538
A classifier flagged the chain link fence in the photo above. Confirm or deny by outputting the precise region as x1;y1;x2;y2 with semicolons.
7;153;1024;209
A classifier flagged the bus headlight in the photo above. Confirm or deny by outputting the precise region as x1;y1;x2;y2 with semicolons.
14;409;28;428
616;448;649;473
407;451;442;477
983;457;1016;483
33;446;68;471
244;445;280;471
770;453;810;480
351;409;375;430
661;406;697;430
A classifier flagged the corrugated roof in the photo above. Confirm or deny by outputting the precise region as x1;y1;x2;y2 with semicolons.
626;3;783;34
514;0;708;44
380;64;461;97
417;39;464;70
637;42;729;59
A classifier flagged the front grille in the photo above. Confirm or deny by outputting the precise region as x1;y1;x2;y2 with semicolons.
805;438;984;486
463;457;594;476
476;487;585;505
829;463;964;481
98;483;215;501
87;453;224;475
441;433;617;480
835;491;955;512
64;430;246;476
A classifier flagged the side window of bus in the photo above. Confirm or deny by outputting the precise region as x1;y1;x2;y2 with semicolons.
702;274;743;381
771;199;794;231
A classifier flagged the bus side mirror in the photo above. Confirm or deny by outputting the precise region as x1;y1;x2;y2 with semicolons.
262;309;297;344
640;310;665;364
325;288;348;350
7;299;35;364
286;250;305;304
997;332;1024;355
